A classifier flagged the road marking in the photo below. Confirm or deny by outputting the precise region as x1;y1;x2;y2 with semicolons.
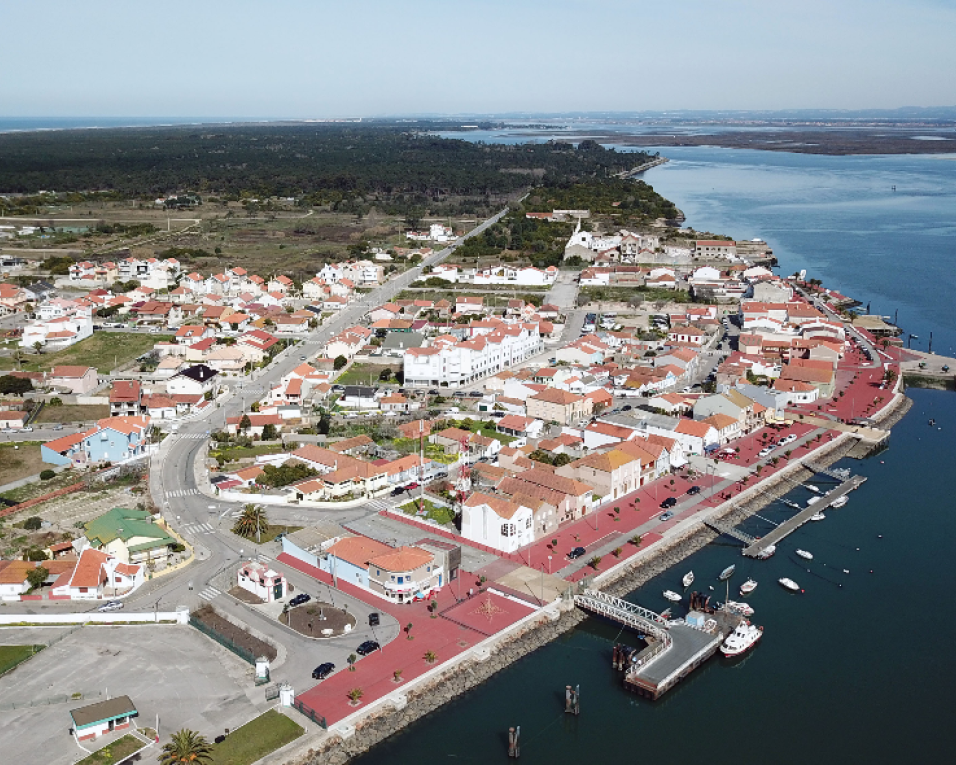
198;586;221;601
166;489;201;499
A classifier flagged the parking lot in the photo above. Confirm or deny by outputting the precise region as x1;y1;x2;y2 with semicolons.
0;625;268;764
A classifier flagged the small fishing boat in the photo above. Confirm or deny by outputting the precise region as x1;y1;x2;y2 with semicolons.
718;564;736;581
720;622;763;657
756;544;776;560
795;549;813;560
682;571;695;588
810;512;826;521
659;607;673;620
740;578;758;595
806;484;820;493
830;495;848;509
807;496;821;506
724;600;754;617
663;590;682;603
779;577;800;592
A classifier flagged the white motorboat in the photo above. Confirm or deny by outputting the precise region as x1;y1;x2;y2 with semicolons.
807;496;821;506
806;484;820;493
795;549;813;560
756;544;776;560
663;590;682;603
810;512;826;521
779;577;801;592
830;495;848;508
682;571;695;588
740;578;758;595
720;621;763;657
724;600;754;617
718;564;736;581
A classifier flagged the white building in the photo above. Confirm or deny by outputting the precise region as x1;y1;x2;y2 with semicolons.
236;560;286;602
461;492;534;554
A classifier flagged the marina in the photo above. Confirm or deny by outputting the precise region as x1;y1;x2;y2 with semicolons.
742;471;867;558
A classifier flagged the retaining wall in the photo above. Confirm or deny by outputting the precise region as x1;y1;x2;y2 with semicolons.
0;611;189;626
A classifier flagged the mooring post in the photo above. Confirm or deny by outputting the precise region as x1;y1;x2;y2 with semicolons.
508;726;520;758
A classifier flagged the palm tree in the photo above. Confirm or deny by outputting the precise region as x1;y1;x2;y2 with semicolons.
232;503;268;543
158;729;213;764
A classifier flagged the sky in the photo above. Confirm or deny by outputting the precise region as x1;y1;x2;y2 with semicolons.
3;0;955;118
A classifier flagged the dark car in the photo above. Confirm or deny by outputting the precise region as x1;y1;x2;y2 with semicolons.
659;511;674;521
428;389;440;395
568;546;586;560
391;486;406;496
368;612;380;627
468;391;483;397
453;391;466;397
622;405;632;411
356;640;380;656
311;662;335;680
686;485;701;496
289;593;311;607
660;497;678;509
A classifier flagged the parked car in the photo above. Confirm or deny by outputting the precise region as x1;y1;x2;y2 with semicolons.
428;389;440;395
659;511;674;521
660;496;677;509
289;593;311;607
368;612;380;627
96;600;124;612
391;486;406;496
311;662;335;680
686;485;701;495
568;546;586;560
356;640;380;656
405;482;420;492
468;391;483;397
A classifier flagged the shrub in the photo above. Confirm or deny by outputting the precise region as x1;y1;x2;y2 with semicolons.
423;650;437;664
612;547;623;558
589;556;602;570
23;516;43;530
39;470;56;481
347;688;363;703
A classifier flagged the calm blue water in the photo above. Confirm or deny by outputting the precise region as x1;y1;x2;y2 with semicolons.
0;117;262;133
353;141;956;764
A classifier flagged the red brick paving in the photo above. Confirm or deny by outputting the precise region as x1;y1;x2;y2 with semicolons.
279;553;535;725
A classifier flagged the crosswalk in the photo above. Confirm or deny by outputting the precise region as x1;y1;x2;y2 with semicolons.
198;585;221;601
166;489;201;499
181;521;216;535
366;499;390;512
173;433;209;441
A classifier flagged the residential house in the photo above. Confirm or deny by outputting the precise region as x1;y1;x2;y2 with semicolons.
167;365;219;397
41;416;152;466
527;388;590;426
461;492;535;553
110;380;142;416
47;366;98;395
84;507;175;566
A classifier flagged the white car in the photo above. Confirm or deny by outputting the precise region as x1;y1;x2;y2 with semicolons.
97;600;124;612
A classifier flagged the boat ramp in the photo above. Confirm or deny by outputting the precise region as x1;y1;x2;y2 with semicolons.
575;590;738;700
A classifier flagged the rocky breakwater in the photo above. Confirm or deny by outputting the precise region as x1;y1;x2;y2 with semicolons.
287;605;586;765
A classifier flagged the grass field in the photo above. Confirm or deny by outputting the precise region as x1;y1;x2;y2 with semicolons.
0;332;173;373
75;734;143;765
36;404;110;424
0;645;41;676
334;362;395;386
399;498;456;526
231;523;303;545
209;709;303;765
0;442;46;486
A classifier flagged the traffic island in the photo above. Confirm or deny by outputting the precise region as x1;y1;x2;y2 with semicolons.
280;601;356;639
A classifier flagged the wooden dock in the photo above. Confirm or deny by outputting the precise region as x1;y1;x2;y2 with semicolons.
742;473;866;558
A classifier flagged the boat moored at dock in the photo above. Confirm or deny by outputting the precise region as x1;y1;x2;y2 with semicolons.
779;577;801;592
723;600;754;617
796;549;813;560
718;564;736;581
720;622;763;657
830;495;848;508
663;590;682;602
682;571;695;587
740;579;758;595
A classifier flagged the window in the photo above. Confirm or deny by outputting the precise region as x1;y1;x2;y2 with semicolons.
525;517;532;529
501;523;516;537
397;576;404;584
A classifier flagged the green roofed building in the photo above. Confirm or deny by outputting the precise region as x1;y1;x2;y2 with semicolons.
84;508;176;566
